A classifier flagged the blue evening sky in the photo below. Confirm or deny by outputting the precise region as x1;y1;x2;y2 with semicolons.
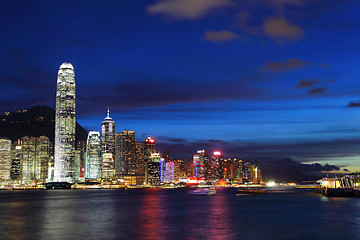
1;0;360;174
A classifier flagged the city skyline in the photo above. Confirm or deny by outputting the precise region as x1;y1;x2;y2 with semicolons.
1;1;360;178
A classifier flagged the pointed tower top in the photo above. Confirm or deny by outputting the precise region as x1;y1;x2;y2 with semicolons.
104;106;112;120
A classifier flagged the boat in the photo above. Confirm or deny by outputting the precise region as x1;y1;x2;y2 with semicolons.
189;187;216;195
237;188;266;194
45;182;72;189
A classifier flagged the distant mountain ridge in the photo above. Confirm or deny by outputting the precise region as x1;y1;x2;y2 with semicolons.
0;106;88;143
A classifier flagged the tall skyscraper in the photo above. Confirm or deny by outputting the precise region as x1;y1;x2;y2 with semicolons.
144;137;155;184
54;62;76;182
0;138;11;182
148;151;161;185
115;130;135;175
135;142;145;176
10;140;22;180
210;151;224;180
101;108;115;157
21;136;36;183
193;150;208;179
85;131;101;179
35;136;50;181
21;136;50;183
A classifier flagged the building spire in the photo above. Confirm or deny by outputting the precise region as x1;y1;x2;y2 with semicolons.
107;106;110;118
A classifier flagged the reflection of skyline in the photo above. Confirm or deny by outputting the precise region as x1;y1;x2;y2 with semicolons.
0;189;360;239
208;190;234;240
137;189;168;239
2;200;27;240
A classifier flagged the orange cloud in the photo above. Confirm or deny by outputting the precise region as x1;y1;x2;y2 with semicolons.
147;0;231;20
263;17;304;41
204;30;240;43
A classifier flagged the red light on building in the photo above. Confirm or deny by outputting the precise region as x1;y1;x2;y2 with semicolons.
213;151;221;156
146;137;155;143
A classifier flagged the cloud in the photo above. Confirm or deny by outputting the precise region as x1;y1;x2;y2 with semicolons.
294;79;319;89
263;16;304;42
204;30;240;43
307;87;327;95
146;0;231;20
261;58;309;72
346;101;360;108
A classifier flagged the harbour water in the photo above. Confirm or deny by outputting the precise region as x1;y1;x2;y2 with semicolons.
0;188;359;240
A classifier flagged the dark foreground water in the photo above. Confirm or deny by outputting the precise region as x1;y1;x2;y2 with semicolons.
0;188;359;240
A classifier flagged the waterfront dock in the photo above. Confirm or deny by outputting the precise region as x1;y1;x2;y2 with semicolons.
317;186;360;197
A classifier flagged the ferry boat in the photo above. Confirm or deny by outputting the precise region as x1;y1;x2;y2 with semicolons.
45;182;72;189
189;187;216;195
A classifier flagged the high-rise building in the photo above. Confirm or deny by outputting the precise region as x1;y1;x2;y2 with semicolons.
21;136;36;182
160;158;165;183
76;140;86;179
147;151;161;185
102;153;115;178
115;130;135;175
85;131;101;179
10;141;22;180
243;161;251;183
210;151;224;180
135;142;145;176
165;161;174;183
101;108;115;159
193;150;208;179
35;136;50;181
54;62;76;182
144;137;155;184
21;136;50;183
0;138;11;182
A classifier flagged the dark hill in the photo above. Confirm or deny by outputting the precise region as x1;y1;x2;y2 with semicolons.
0;106;88;143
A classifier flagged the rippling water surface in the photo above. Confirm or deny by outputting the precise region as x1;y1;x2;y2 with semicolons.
0;188;359;240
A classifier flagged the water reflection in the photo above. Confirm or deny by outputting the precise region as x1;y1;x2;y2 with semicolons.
137;188;168;240
208;189;234;240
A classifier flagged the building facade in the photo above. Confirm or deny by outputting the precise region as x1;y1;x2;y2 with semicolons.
115;130;135;175
85;131;101;179
54;62;76;182
0;138;11;182
193;150;208;179
101;108;115;161
10;140;22;180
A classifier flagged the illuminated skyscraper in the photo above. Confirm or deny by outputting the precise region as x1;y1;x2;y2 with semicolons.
193;150;208;179
210;151;224;180
54;62;76;182
148;151;161;185
165;161;174;183
21;136;50;183
10;140;22;180
35;136;50;181
102;153;115;178
115;130;135;175
0;138;11;182
144;137;155;184
85;131;101;179
135;142;145;176
101;108;115;157
21;136;36;182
